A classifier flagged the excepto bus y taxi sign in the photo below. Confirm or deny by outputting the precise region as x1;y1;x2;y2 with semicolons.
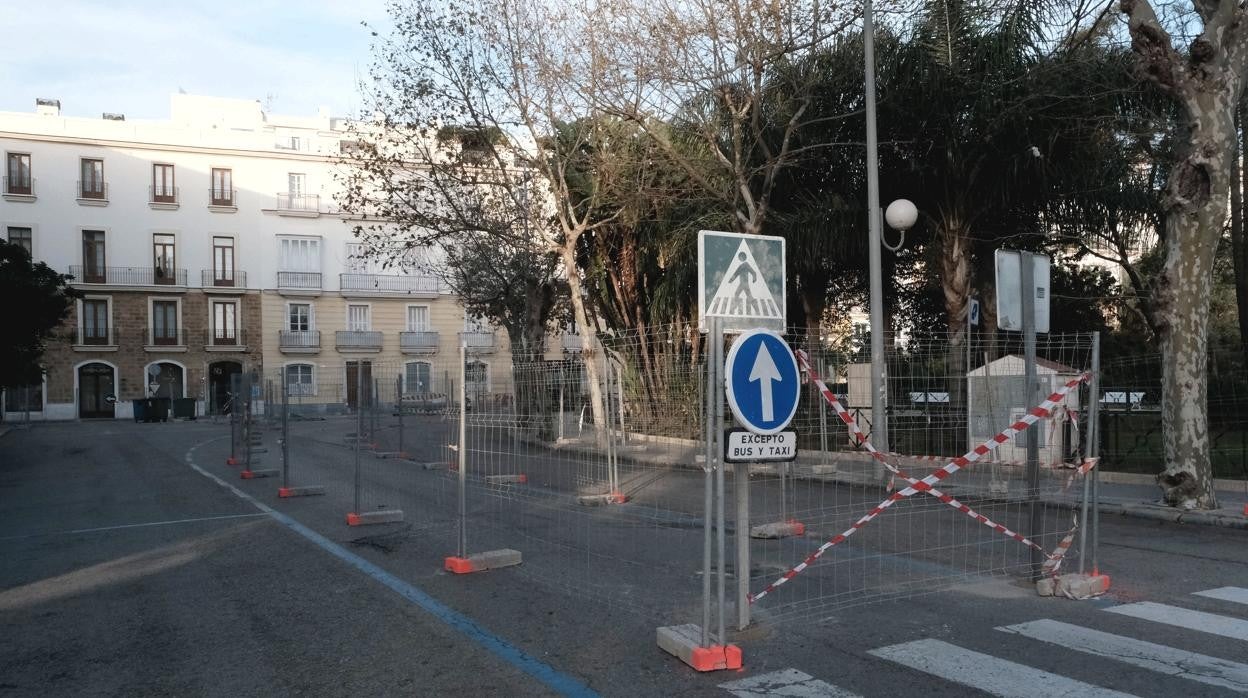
725;429;797;463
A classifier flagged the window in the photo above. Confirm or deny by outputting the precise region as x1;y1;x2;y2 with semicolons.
6;153;31;194
465;315;490;333
152;300;179;345
6;227;32;256
212;236;235;285
212;301;237;344
82;299;109;345
153;234;176;284
4;383;42;413
210;168;233;205
406;305;430;332
152;163;175;202
405;361;432;394
278;237;320;271
82;230;106;283
80;158;104;199
345;242;374;273
285;364;315;396
288;303;311;332
465;359;489;397
288;172;306;197
347;304;371;332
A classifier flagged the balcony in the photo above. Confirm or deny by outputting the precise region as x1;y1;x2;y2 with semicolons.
69;265;188;288
561;333;584;353
145;327;187;352
3;177;35;201
336;330;384;352
209;188;237;211
148;185;179;210
276;271;322;296
73;327;117;351
77;180;108;205
201;269;247;293
340;273;441;299
276;193;320;216
204;329;248;351
460;331;496;354
279;330;321;353
400;331;439;354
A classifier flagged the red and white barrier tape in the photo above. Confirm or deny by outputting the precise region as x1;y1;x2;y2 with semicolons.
748;350;1089;605
1042;516;1079;577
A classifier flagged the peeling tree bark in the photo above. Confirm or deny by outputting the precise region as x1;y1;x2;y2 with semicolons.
1121;0;1248;509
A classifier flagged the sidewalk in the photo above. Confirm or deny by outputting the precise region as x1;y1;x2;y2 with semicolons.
544;430;1248;530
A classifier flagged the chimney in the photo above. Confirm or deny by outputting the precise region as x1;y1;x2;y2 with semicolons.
35;98;61;116
102;113;125;121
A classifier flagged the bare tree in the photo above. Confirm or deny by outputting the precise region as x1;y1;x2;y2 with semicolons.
341;0;655;431
1119;0;1248;509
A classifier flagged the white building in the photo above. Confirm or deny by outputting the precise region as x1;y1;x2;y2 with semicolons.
0;94;551;420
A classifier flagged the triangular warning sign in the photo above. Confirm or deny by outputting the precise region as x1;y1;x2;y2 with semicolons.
706;240;782;319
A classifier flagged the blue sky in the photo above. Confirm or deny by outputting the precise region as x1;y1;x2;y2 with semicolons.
0;0;389;120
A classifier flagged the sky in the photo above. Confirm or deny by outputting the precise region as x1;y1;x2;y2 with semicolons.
0;0;390;120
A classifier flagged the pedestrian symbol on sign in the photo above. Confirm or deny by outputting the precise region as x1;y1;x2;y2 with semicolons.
698;230;786;332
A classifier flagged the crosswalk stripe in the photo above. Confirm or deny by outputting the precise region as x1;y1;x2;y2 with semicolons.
998;619;1248;693
719;668;861;697
1195;587;1248;607
1105;601;1248;641
867;638;1134;697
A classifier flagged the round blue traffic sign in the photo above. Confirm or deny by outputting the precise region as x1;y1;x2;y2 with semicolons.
725;330;800;435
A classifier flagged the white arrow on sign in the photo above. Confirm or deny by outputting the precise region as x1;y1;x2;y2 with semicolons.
749;343;782;422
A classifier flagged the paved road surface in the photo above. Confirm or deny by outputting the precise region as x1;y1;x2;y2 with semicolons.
2;420;1247;696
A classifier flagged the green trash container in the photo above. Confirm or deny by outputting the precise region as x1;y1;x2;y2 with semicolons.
173;397;196;420
143;398;170;422
132;399;146;423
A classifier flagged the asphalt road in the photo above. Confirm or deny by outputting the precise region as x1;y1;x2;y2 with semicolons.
2;419;1247;697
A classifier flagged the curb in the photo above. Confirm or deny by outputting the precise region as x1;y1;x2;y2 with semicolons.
1047;497;1248;530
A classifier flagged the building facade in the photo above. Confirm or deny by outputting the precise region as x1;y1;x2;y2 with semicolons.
0;94;539;420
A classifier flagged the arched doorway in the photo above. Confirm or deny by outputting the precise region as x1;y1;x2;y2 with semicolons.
77;362;116;418
208;361;243;415
145;362;185;399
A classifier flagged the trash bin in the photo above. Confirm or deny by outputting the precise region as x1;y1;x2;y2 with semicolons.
132;399;146;423
173;397;196;420
142;397;170;423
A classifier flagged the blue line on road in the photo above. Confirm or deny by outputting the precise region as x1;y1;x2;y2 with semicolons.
184;440;598;698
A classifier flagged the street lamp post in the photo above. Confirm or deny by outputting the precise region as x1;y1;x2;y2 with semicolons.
865;0;917;462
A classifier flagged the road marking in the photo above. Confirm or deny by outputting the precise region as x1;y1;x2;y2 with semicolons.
1195;587;1248;607
720;668;860;697
0;513;270;540
999;619;1248;693
868;638;1134;697
1105;602;1248;641
183;438;597;698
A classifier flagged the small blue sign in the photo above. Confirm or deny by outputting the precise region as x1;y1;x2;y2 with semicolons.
725;330;801;435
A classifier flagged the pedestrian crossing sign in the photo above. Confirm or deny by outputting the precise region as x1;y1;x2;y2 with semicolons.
698;230;786;333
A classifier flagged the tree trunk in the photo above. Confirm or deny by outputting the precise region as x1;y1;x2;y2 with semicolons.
561;243;608;440
939;220;972;404
1155;101;1235;510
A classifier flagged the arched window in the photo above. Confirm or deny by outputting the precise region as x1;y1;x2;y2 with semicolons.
145;361;184;399
465;359;489;401
285;363;316;396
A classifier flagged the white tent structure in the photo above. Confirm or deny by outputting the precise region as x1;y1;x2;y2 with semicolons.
966;355;1081;465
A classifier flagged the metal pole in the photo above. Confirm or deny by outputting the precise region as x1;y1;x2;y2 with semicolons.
354;366;363;515
229;376;237;462
458;342;468;558
865;0;889;463
1080;332;1101;575
715;321;727;645
818;358;829;468
1088;332;1102;574
702;318;718;647
282;375;290;488
396;374;404;457
1021;252;1042;578
559;380;565;442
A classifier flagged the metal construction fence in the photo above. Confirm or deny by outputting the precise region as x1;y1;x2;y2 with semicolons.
218;325;1104;637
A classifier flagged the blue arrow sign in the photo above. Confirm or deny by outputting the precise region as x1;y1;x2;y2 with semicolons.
725;330;800;435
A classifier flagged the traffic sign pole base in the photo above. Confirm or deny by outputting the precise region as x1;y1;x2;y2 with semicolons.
657;624;742;672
